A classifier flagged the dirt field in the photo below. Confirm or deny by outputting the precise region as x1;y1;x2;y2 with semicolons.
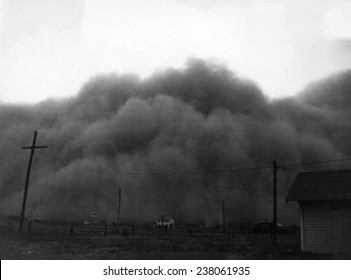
0;224;332;260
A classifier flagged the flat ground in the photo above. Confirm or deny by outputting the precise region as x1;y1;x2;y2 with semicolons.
0;224;333;260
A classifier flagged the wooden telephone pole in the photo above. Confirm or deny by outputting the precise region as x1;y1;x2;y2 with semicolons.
272;160;278;245
222;200;226;233
19;131;48;232
117;187;121;224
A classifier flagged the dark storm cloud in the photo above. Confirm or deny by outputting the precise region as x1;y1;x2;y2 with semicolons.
0;59;350;225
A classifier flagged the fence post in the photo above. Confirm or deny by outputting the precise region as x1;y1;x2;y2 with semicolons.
70;224;74;237
104;222;107;236
28;219;32;235
131;224;134;236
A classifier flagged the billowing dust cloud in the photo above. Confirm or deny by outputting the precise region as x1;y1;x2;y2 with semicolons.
1;59;350;225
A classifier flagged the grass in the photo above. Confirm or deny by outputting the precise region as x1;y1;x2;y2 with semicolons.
0;224;325;260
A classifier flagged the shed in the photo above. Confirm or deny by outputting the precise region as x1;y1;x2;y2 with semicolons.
286;170;351;254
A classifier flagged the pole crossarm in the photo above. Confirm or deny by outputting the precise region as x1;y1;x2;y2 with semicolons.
272;160;278;245
21;145;48;149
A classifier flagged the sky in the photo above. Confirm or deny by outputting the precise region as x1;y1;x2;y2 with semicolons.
0;0;351;104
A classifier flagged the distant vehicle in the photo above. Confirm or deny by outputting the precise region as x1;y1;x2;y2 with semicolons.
83;220;90;225
154;217;175;228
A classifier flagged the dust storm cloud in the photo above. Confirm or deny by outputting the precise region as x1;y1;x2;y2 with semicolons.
0;59;350;225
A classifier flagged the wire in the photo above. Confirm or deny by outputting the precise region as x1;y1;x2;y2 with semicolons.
34;152;273;176
6;141;351;180
33;156;351;177
120;165;272;176
280;158;351;168
18;152;351;184
283;165;351;173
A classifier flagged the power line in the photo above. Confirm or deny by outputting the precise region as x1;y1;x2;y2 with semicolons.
283;165;351;173
20;151;351;178
35;157;351;176
10;146;351;179
120;165;272;176
36;152;273;176
280;158;351;169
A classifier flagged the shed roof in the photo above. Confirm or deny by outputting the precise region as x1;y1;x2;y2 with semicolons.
286;169;351;201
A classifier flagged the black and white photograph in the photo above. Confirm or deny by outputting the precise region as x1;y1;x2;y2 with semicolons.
1;0;351;261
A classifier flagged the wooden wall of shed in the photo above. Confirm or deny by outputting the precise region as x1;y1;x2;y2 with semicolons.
300;201;351;254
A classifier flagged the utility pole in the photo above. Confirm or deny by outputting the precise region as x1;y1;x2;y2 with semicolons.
117;187;121;224
222;200;226;234
272;160;278;245
19;131;48;233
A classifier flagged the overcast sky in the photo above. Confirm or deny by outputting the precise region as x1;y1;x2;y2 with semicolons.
0;0;351;103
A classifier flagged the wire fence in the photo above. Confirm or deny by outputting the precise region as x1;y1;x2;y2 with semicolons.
4;217;298;240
